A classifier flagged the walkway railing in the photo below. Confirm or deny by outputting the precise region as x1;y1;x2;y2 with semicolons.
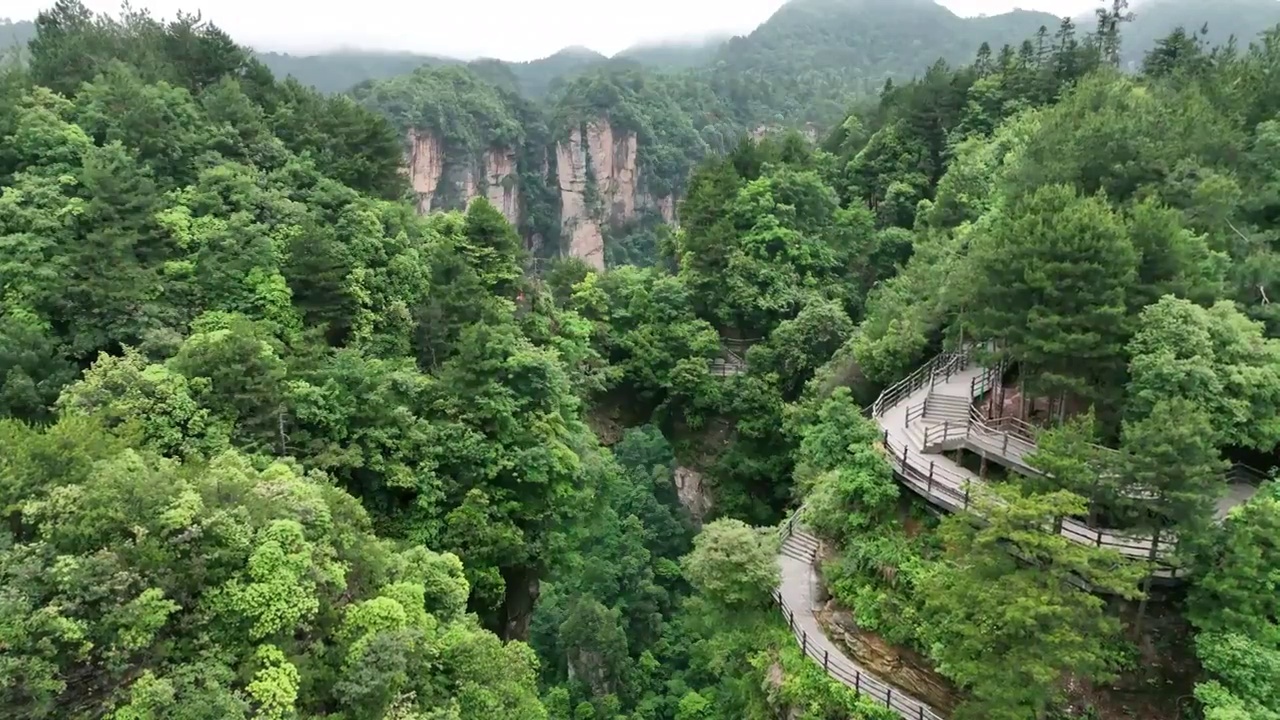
777;516;945;720
871;350;1275;575
871;349;972;418
877;427;1184;572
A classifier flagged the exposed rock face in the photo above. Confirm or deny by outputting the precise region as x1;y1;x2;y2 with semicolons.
407;129;444;215
482;148;520;223
556;117;676;269
405;129;521;226
407;121;681;265
556;126;604;270
673;466;712;524
658;194;676;224
817;603;960;714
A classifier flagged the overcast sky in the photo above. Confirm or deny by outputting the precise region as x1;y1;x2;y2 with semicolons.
6;0;1112;61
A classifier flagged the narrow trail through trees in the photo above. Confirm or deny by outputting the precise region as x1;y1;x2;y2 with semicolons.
772;346;1269;714
775;517;945;720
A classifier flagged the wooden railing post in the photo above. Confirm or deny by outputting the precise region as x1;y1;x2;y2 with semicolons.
823;649;829;671
927;461;935;495
963;486;970;510
901;442;908;468
854;673;861;696
887;687;894;707
1002;431;1009;455
1095;529;1103;547
802;631;808;656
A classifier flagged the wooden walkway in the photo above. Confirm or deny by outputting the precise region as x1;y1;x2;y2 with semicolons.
770;347;1272;714
871;348;1266;576
776;517;945;720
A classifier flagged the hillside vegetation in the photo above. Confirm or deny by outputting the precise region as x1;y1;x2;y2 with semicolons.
1;1;1279;720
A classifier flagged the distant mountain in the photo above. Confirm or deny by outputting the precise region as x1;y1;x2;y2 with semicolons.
1099;0;1280;67
256;50;454;93
0;18;35;65
499;46;609;98
1;18;36;48
616;36;728;70
701;0;1063;127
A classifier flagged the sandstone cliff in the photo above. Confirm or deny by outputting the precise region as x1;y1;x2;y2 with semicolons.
556;118;677;270
405;129;522;226
408;120;681;268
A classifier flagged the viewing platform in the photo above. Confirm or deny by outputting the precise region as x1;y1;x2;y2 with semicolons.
870;348;1267;576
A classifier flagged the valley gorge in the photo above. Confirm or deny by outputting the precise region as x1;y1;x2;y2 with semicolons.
5;1;1280;720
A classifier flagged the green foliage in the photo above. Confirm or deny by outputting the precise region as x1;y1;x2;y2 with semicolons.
681;519;779;611
965;184;1137;401
920;488;1144;720
1187;484;1280;720
0;418;545;719
352;64;524;155
1126;296;1280;452
9;7;1280;720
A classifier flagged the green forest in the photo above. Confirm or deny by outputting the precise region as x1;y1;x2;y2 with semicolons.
1;1;1279;720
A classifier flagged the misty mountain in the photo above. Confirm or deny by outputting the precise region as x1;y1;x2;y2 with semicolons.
1;18;36;48
1105;0;1280;66
616;36;729;70
256;50;457;93
701;0;1063;126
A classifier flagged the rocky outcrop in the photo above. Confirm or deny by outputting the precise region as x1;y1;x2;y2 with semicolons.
407;120;681;265
405;129;521;226
556;118;676;269
483;148;520;223
407;129;444;215
673;466;712;524
817;603;961;715
556;126;603;270
764;662;805;720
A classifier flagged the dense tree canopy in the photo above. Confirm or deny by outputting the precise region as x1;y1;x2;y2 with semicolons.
4;3;1280;720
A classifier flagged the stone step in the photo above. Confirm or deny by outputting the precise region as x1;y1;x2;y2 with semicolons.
787;531;820;550
923;407;968;420
779;544;816;564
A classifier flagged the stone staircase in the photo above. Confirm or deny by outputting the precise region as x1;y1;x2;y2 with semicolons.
780;527;820;563
922;392;970;424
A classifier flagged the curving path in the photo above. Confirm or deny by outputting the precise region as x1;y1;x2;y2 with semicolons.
871;348;1266;577
775;517;945;720
769;347;1268;713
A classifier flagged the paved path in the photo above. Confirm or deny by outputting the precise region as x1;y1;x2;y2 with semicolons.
873;349;1264;574
776;522;944;720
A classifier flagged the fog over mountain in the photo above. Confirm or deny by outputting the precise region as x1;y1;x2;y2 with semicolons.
5;0;1139;61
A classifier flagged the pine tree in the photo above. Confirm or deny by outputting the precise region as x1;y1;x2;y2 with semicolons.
966;184;1137;403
